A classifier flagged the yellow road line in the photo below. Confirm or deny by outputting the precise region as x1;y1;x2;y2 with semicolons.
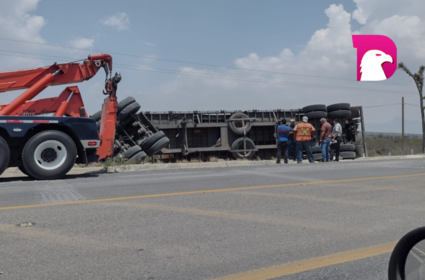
1;172;424;211
351;184;424;193
235;191;425;212
209;242;397;280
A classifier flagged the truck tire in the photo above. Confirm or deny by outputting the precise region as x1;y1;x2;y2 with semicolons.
354;143;364;157
328;110;351;119
327;103;350;112
117;102;141;122
340;151;356;159
311;146;321;153
340;144;356;152
231;137;256;159
90;110;102;122
0;135;10;176
141;131;165;151
305;111;327;119
313;153;322;161
302;104;327;113
22;130;77;180
123;145;142;159
146;137;170;156
18;165;30;177
228;113;252;135
117;96;136;114
129;151;147;163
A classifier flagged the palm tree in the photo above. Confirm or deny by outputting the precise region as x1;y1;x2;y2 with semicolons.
398;63;425;153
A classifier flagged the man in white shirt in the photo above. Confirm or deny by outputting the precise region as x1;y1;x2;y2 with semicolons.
331;118;343;162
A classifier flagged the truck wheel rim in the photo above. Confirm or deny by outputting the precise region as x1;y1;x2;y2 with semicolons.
34;140;67;170
233;116;247;130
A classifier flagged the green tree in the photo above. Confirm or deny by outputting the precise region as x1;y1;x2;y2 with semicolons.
398;63;425;153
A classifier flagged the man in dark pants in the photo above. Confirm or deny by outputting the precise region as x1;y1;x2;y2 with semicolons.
276;118;292;164
288;119;297;161
319;118;332;162
331;118;343;162
293;116;315;163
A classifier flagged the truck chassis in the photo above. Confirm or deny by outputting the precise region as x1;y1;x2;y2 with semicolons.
138;103;366;162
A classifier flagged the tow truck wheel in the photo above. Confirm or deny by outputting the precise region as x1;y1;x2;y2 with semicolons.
0;135;10;177
22;130;77;180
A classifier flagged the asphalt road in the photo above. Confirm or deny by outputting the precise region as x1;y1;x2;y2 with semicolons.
0;158;425;280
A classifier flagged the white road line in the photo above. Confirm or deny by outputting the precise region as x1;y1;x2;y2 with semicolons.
118;172;244;182
124;171;214;178
35;181;86;204
231;169;322;182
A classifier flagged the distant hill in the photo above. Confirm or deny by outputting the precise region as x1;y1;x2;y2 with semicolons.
362;131;422;138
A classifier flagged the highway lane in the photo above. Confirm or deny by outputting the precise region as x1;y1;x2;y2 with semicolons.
0;158;424;279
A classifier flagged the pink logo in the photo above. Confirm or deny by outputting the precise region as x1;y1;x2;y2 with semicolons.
352;35;397;81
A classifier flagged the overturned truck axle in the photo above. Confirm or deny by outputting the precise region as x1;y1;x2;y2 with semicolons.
90;96;170;163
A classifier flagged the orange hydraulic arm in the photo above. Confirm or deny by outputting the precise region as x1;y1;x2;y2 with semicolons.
0;54;113;116
0;54;119;161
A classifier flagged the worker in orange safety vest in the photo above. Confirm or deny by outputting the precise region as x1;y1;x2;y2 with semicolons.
293;116;316;163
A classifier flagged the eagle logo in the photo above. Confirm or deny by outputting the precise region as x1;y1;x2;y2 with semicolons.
352;35;397;82
360;50;393;81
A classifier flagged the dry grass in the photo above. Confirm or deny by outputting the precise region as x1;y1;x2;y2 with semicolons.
209;156;219;162
361;135;423;156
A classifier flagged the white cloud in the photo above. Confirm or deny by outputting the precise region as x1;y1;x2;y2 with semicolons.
0;0;47;70
351;0;425;60
72;37;95;49
65;37;96;59
100;12;130;31
0;0;46;43
352;0;425;25
235;4;355;76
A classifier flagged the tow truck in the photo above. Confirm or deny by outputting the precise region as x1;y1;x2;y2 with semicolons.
0;54;169;180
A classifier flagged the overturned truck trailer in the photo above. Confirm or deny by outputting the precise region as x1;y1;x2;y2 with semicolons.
139;103;367;162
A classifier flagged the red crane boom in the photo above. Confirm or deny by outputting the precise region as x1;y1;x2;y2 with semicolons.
0;54;119;160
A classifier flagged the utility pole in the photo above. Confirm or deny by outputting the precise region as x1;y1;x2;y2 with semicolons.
360;106;368;157
402;97;404;155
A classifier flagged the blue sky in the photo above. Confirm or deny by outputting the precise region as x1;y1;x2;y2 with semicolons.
0;0;424;133
34;0;358;92
37;0;358;60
